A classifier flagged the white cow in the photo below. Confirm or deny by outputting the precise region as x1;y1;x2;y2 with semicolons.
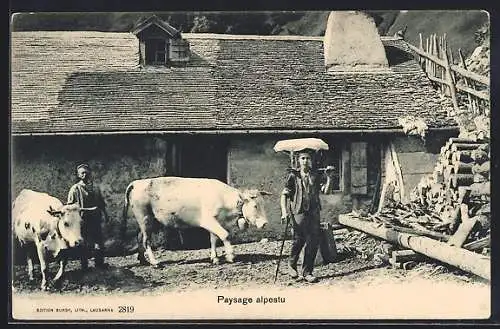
12;189;96;290
121;177;271;266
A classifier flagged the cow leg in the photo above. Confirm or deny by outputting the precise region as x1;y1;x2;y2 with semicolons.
209;233;220;265
136;231;148;265
34;242;49;290
138;215;160;268
80;243;89;271
26;247;35;281
53;258;67;283
200;220;234;263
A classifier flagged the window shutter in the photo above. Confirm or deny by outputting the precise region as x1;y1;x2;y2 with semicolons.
350;142;368;194
169;39;190;62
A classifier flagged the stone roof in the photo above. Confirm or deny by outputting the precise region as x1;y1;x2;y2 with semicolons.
10;31;457;135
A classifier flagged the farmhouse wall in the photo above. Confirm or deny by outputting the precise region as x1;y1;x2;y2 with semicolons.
11;135;170;257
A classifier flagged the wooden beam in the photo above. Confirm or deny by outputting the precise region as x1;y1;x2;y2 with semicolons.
338;214;491;281
389;142;405;203
427;74;450;86
10;127;462;137
455;84;490;101
442;36;460;112
406;41;490;86
463;236;490;251
406;41;447;68
450;64;490;86
458;48;479;113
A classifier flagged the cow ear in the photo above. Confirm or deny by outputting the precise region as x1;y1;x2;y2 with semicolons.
258;190;273;196
242;189;258;199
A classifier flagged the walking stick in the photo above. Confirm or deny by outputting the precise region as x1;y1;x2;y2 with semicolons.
274;199;293;283
274;215;290;283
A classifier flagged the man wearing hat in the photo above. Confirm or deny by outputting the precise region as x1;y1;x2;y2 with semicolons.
67;163;109;269
280;149;322;283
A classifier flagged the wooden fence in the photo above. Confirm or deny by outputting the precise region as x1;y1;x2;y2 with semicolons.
404;33;490;116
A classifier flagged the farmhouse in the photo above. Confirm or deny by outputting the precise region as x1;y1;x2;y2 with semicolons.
10;13;458;251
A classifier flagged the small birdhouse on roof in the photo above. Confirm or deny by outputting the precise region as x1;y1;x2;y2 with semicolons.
131;15;190;67
324;11;390;73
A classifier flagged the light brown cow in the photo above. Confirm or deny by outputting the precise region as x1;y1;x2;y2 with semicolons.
122;177;271;267
12;189;96;290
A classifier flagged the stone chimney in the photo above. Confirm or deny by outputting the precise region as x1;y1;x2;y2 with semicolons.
324;11;389;72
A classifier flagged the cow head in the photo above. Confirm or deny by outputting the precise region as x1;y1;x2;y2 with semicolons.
239;189;271;229
46;204;96;248
41;230;70;258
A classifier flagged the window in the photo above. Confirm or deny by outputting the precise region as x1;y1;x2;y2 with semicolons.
290;144;342;194
316;146;342;194
145;38;168;65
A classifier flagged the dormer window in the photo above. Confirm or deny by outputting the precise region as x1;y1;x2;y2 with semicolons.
132;15;190;67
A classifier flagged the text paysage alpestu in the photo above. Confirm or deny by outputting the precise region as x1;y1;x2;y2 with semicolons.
218;296;286;305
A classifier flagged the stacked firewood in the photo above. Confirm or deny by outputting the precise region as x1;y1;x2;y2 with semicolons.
408;137;490;254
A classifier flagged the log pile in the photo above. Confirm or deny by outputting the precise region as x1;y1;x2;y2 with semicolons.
407;136;490;254
356;136;491;259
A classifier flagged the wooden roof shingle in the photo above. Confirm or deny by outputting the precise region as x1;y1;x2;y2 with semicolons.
10;31;457;135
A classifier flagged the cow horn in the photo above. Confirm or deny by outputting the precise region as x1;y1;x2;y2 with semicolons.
81;206;98;211
47;206;62;216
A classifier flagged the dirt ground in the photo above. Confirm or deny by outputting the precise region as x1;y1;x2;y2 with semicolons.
11;234;491;320
12;235;489;295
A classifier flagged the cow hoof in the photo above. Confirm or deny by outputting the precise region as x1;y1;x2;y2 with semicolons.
225;255;235;263
211;257;220;265
138;254;149;266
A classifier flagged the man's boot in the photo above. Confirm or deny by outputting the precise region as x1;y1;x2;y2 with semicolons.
94;245;108;268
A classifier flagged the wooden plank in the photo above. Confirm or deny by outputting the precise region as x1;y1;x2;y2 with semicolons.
342;144;351;194
351;168;368;194
338;214;491;281
406;40;489;86
391;250;421;264
458;48;479;113
427;74;449;86
447;217;479;247
389;143;405;202
406;41;447;68
442;36;459;112
431;34;438;79
450;64;490;86
463;236;490;251
455;84;490;101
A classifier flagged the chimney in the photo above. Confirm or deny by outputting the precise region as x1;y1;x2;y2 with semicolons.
324;11;389;72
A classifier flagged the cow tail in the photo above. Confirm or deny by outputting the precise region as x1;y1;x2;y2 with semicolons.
120;183;134;242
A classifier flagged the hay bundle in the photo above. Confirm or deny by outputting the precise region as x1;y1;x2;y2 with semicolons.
324;11;389;71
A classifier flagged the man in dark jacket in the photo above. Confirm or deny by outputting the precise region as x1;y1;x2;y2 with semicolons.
280;149;322;283
67;163;109;269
